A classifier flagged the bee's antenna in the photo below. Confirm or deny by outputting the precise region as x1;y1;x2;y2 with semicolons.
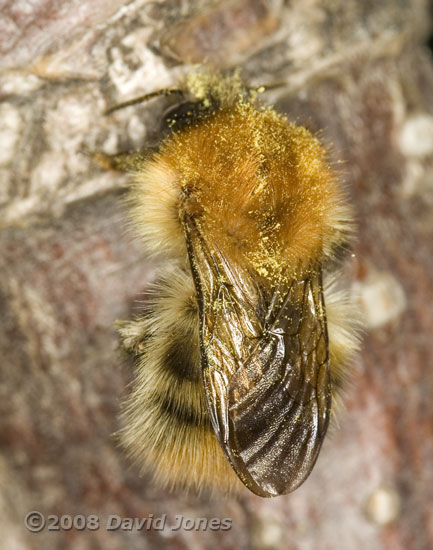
105;88;185;115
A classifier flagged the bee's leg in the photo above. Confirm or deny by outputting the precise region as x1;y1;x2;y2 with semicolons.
86;89;186;172
116;317;151;357
89;151;148;172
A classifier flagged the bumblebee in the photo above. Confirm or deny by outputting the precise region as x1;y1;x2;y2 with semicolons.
108;73;360;497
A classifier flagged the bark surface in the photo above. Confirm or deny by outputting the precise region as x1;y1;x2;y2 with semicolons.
0;1;432;549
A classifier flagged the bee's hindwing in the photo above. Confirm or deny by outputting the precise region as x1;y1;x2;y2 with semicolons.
184;215;332;497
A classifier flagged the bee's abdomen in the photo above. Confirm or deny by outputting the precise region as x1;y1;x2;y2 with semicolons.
163;332;201;382
118;265;241;493
148;388;212;429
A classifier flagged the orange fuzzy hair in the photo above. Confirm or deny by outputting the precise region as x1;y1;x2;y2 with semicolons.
130;90;350;281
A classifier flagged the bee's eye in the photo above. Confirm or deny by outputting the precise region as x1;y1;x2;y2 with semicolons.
162;100;216;132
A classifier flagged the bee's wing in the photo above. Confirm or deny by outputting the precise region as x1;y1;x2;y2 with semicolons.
184;216;331;498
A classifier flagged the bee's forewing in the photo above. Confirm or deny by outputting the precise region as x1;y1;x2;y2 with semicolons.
184;215;332;497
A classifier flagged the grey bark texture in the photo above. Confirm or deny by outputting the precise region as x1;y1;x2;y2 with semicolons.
0;1;433;549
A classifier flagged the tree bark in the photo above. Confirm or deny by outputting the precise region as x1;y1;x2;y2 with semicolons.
0;1;432;549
